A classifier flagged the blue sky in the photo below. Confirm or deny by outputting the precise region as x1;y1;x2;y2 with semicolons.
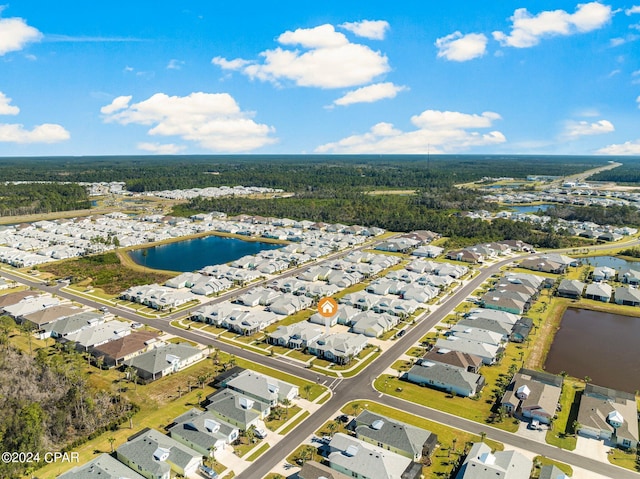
1;1;639;156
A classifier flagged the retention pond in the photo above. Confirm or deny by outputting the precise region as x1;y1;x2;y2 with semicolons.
544;307;640;392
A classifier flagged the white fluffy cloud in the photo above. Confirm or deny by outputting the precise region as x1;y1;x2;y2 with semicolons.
626;6;640;15
562;119;615;138
435;32;488;61
0;123;70;143
101;92;276;152
597;140;640;154
0;14;42;55
212;23;389;89
0;92;20;115
166;59;184;70
315;109;505;154
332;82;407;107
137;142;186;154
339;20;389;40
493;2;612;48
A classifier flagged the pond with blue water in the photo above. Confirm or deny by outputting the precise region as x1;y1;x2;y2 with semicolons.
128;235;283;272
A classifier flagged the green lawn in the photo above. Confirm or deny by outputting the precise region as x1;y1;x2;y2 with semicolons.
532;456;574;477
279;410;311;435
245;442;270;462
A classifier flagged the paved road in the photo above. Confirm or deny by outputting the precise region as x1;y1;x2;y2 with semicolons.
3;237;639;479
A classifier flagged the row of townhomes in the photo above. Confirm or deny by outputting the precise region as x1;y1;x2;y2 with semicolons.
404;272;543;397
557;262;640;306
445;239;535;264
60;368;297;479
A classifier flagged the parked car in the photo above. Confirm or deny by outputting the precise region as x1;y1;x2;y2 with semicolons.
397;329;406;338
254;427;268;439
198;464;218;479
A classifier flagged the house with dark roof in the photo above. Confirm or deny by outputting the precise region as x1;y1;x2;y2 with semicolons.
123;343;205;383
20;304;83;330
480;292;527;315
577;384;639;448
298;461;350;479
354;410;438;462
455;318;513;342
501;369;563;425
221;369;298;406
519;258;566;274
539;464;571;479
205;389;270;431
116;428;201;479
557;279;585;299
91;330;160;368
510;317;534;343
421;347;483;373
169;408;239;457
406;362;485;397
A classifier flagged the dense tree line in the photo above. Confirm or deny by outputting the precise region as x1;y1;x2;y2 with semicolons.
0;155;602;192
544;204;640;227
589;157;640;183
0;183;90;216
0;328;135;478
173;190;584;248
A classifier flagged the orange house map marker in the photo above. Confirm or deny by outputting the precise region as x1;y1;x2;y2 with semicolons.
318;297;338;317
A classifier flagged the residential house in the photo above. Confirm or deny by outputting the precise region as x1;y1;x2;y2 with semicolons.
298;461;350;479
350;312;398;338
0;290;35;310
456;442;532;479
446;249;483;264
222;309;279;335
169;408;239;456
354;410;438;462
584;283;613;302
501;369;563;425
123;343;205;383
3;295;60;318
620;267;640;285
519;258;566;274
577;384;639;448
221;369;298;406
450;327;504;347
268;294;313;316
480;292;527;315
592;266;617;282
58;453;147;479
614;286;640;306
455;318;513;342
434;337;501;365
539;465;571;479
510;317;534;343
420;347;483;374
406;362;485;397
116;428;202;479
412;245;443;258
557;279;585;299
465;308;520;325
91;330;160;368
63;320;132;352
20;304;83;330
267;321;325;349
327;433;422;479
308;333;369;365
205;389;270;431
43;311;105;339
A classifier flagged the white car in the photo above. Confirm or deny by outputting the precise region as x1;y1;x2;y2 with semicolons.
254;427;268;439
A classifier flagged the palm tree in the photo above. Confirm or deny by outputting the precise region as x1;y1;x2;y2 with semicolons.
108;436;116;453
479;431;487;443
303;384;312;399
584;375;591;385
327;421;338;437
196;391;203;405
281;398;292;419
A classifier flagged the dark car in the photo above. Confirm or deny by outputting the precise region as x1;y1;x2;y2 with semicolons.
397;329;406;337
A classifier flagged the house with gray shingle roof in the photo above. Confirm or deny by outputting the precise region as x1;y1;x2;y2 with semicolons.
205;389;270;431
20;304;84;330
539;464;571;479
406;362;485;397
298;460;350;479
308;332;369;365
123;343;205;383
354;410;437;461
435;337;501;365
328;433;421;479
456;442;532;479
557;279;585;299
116;428;201;479
501;369;563;425
169;408;239;457
614;286;640;306
577;384;639;448
222;369;298;405
592;266;617;282
43;311;105;339
267;321;325;349
57;453;146;479
455;318;512;342
63;319;132;352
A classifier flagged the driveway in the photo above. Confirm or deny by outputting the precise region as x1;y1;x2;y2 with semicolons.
575;435;614;463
